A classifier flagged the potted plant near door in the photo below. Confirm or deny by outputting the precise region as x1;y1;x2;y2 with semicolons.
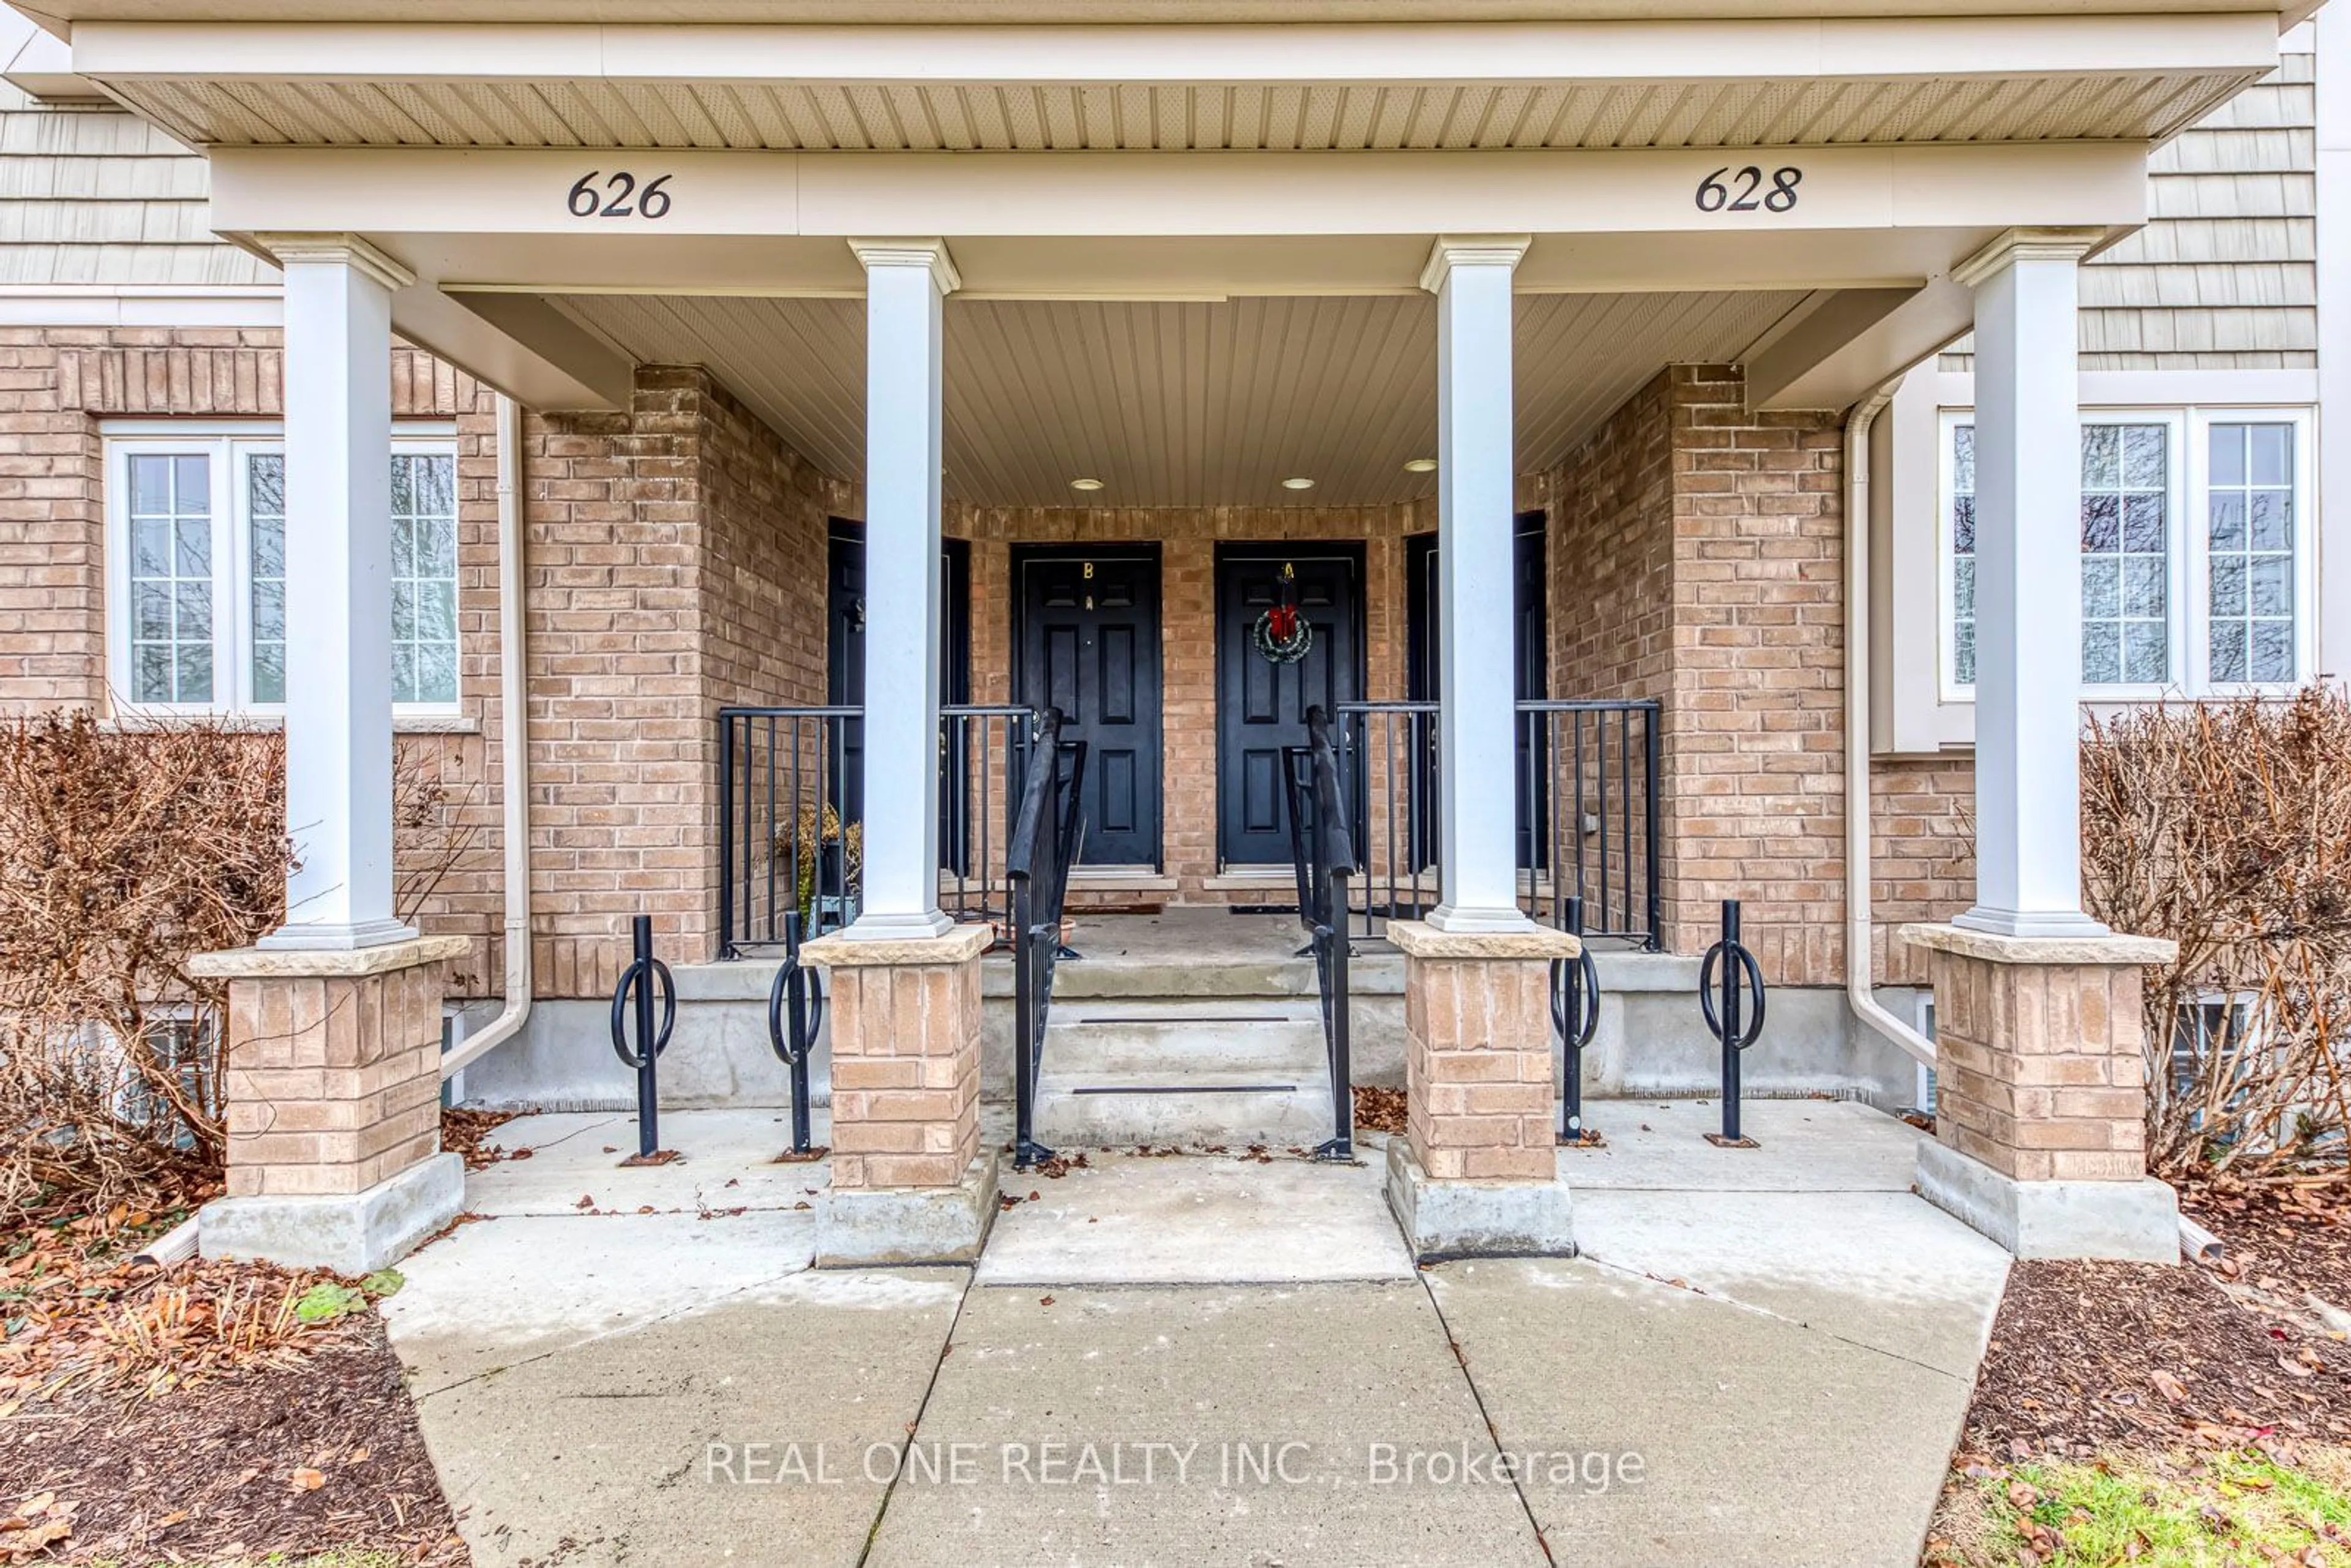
774;804;863;936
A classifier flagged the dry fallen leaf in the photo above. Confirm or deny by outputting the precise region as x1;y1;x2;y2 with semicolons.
2151;1369;2191;1403
290;1468;326;1492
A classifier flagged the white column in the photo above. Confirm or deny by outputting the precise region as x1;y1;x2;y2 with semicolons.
1421;235;1535;934
258;235;415;951
845;238;959;941
1954;228;2109;939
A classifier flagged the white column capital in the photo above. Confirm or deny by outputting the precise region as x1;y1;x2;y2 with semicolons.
1418;234;1531;294
1949;227;2105;289
847;237;962;294
253;233;417;293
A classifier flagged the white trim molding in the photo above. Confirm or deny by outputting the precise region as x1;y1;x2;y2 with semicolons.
0;287;285;329
1949;226;2104;290
254;233;417;295
1418;234;1532;295
846;238;962;296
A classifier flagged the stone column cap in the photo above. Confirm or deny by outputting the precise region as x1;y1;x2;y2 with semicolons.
1898;922;2175;967
801;921;993;969
190;932;471;979
1387;920;1580;960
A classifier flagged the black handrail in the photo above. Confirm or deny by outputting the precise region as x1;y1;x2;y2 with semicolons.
1283;705;1357;1161
717;703;1035;958
1332;697;1662;949
1010;707;1087;1171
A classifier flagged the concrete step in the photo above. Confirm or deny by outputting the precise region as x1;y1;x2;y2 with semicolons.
1044;1003;1328;1078
1033;1067;1340;1150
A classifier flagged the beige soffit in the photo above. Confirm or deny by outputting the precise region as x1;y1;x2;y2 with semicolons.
543;288;1805;508
62;13;2280;149
91;73;2263;152
11;2;2301;21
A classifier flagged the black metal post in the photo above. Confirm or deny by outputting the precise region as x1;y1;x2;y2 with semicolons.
1698;898;1767;1149
783;913;816;1154
630;916;659;1157
1719;901;1742;1143
719;717;735;961
609;915;676;1161
1643;715;1663;950
1554;896;1601;1146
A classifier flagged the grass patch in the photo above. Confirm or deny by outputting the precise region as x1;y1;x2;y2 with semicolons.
1929;1450;2351;1566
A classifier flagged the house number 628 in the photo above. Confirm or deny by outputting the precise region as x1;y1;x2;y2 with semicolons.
1695;166;1802;214
566;171;675;219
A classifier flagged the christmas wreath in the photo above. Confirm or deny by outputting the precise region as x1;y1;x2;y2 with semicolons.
1253;565;1312;665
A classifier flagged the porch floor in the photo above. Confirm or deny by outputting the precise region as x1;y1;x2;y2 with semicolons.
383;1103;2005;1566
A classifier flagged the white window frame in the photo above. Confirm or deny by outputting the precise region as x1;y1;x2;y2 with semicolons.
2185;406;2318;698
1936;403;2315;703
103;421;461;718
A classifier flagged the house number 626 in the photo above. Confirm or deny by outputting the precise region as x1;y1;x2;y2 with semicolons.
1695;166;1802;214
566;171;675;219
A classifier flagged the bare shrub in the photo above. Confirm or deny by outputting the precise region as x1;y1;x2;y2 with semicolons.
0;715;479;1204
2080;688;2351;1179
0;713;289;1199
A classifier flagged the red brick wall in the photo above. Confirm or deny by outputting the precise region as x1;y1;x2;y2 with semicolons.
1;326;1984;994
1528;366;1850;985
947;502;1429;901
0;330;467;713
498;367;844;994
1870;756;1975;985
0;340;847;996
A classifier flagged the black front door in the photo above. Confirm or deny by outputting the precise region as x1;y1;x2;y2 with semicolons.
1404;516;1549;868
827;523;970;840
1014;547;1163;868
1216;546;1364;867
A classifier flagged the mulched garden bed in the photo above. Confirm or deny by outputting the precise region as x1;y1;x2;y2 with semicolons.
2;1173;470;1564
0;1316;465;1565
2183;1182;2351;1316
1965;1258;2351;1464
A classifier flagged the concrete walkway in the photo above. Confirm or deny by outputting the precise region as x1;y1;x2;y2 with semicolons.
383;1101;2006;1567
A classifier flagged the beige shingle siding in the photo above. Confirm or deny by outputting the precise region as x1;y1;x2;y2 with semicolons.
0;80;273;287
1943;42;2319;374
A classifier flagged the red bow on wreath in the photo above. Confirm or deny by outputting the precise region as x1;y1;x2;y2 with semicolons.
1252;563;1313;665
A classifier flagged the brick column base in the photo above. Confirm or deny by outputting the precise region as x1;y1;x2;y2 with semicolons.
189;934;470;1274
1384;921;1580;1261
1901;923;2180;1261
800;923;997;1267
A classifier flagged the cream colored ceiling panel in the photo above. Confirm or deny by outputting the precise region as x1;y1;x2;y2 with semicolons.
102;70;2262;150
547;287;1798;509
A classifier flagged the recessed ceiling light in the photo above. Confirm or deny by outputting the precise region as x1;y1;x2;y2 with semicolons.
1280;476;1316;490
1069;477;1105;492
1403;457;1438;473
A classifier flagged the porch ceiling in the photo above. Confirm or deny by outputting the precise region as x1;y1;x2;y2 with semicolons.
544;288;1807;507
92;72;2257;152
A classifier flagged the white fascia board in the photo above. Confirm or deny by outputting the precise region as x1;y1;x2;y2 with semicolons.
205;142;2150;243
2;7;99;99
1933;366;2322;409
69;12;2278;89
0;285;282;327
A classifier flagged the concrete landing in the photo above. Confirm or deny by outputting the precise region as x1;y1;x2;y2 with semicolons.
467;1106;833;1216
981;1147;1413;1285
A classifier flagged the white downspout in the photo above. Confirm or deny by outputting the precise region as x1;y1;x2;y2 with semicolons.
1845;381;1938;1069
443;392;533;1079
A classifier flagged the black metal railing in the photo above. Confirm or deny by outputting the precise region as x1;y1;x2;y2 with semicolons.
1284;705;1357;1161
1011;708;1087;1169
717;703;1035;959
1334;698;1662;948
